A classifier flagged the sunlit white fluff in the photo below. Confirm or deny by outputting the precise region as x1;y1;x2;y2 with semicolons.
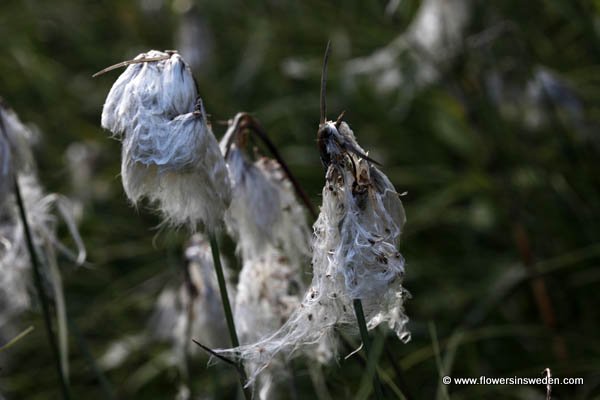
101;50;197;135
218;120;409;386
100;50;231;230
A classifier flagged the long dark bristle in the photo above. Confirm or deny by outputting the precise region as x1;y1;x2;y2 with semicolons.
320;41;332;125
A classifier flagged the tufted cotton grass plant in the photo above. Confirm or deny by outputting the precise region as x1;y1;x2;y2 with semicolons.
151;234;234;352
0;98;33;198
99;50;231;231
97;47;408;398
215;49;410;398
217;118;410;388
315;118;409;341
97;51;250;399
150;234;234;398
1;99;87;399
220;114;318;398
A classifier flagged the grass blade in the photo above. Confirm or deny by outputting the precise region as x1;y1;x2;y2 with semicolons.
0;326;34;352
209;233;252;400
12;175;71;399
353;299;384;400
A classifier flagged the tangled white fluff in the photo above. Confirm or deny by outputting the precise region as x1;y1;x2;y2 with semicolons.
218;119;409;386
100;50;231;230
0;175;85;323
220;117;313;397
224;153;310;342
221;117;311;262
0;99;33;198
151;234;233;356
0;102;86;372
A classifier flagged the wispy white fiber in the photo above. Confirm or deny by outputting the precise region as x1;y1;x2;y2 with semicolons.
218;120;409;386
101;51;197;135
222;125;310;261
0;99;34;198
220;117;314;397
100;50;231;230
0;102;86;379
150;234;233;356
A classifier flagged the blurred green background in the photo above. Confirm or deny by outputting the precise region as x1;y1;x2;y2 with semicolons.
1;0;599;398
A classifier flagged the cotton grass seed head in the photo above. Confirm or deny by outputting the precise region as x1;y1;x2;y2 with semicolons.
150;234;233;352
221;117;311;262
101;50;197;135
233;247;306;399
100;50;231;230
315;118;409;338
217;117;409;386
0;98;34;198
1;101;85;337
0;173;86;331
219;115;317;395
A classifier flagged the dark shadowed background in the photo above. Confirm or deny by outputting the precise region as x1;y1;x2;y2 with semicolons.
1;0;599;398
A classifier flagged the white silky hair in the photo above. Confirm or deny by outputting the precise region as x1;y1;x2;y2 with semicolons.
0;103;86;383
101;51;197;135
222;144;311;262
233;247;305;399
220;123;314;397
0;173;87;320
100;50;231;230
1;102;86;329
150;234;233;354
217;120;409;386
0;100;34;198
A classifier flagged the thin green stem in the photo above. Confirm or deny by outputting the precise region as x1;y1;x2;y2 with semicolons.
383;334;414;400
0;326;34;352
353;299;384;400
13;176;71;400
208;233;252;400
428;321;449;400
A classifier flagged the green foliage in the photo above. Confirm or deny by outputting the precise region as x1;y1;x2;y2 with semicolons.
1;0;599;398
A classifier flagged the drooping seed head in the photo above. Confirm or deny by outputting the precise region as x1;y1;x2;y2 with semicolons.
99;51;231;230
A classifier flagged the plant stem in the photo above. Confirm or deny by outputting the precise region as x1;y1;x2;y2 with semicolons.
208;233;252;400
353;299;384;400
13;176;71;400
0;326;34;352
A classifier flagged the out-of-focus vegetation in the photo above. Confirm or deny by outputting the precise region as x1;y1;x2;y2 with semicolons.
1;0;599;398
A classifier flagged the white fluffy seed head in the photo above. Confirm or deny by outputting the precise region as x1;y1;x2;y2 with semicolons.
100;51;231;230
314;119;409;339
217;119;409;386
0;99;34;198
101;50;197;136
220;118;316;396
222;140;310;262
0;173;86;332
150;234;233;352
234;248;305;345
